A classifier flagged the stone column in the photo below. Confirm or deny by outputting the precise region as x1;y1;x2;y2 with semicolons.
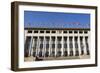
43;37;46;58
78;36;81;56
29;36;33;56
49;36;51;56
24;30;27;43
31;37;34;56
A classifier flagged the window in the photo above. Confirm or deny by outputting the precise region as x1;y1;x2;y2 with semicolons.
75;37;78;49
40;37;44;49
69;37;73;49
46;31;50;33
52;31;56;33
34;30;38;33
33;37;37;49
69;31;72;33
74;31;78;33
57;51;61;57
79;31;83;33
40;31;44;33
74;37;79;56
57;37;62;49
64;51;68;56
63;31;67;33
45;51;49;57
28;30;32;33
46;37;49;49
69;37;73;56
84;31;88;34
52;51;55;57
51;37;55;49
39;51;42;57
64;37;67;54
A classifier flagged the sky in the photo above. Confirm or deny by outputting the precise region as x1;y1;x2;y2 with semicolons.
24;11;90;28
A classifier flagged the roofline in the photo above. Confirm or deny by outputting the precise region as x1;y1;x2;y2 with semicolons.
24;28;90;30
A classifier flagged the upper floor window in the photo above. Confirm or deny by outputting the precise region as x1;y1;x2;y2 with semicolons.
74;31;78;33
63;31;67;33
40;31;44;33
34;30;38;33
52;31;56;33
46;31;50;33
69;31;72;33
28;30;32;33
84;31;88;34
79;31;83;33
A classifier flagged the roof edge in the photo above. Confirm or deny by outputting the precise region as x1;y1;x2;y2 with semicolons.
24;27;90;30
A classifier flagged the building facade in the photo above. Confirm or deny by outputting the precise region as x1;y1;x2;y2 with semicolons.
24;28;90;60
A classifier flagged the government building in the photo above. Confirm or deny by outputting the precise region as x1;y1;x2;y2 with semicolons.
24;25;90;61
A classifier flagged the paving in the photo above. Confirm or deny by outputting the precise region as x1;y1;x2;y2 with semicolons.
24;55;90;62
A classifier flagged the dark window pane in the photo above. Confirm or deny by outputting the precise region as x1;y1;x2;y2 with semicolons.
75;51;79;56
84;31;88;33
57;51;61;57
64;37;67;41
80;37;83;41
69;43;73;49
39;51;42;57
33;37;37;49
40;31;44;33
33;52;36;57
46;44;49;49
75;43;78;49
28;30;32;33
81;50;84;55
52;44;55;48
34;31;38;33
58;44;61;49
64;51;68;56
40;44;43;49
79;31;83;33
63;31;67;33
74;31;78;33
46;31;50;33
69;51;73;56
52;51;55;56
45;51;49;57
52;31;56;33
69;31;72;33
64;43;67;49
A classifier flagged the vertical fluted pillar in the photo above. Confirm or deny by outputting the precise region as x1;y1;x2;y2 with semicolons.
78;36;81;56
49;36;51;56
29;36;33;56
